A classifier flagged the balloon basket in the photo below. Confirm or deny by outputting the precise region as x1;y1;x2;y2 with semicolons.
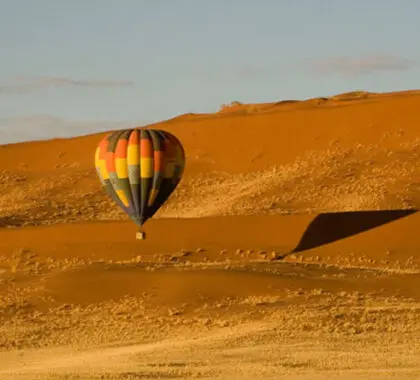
136;231;146;240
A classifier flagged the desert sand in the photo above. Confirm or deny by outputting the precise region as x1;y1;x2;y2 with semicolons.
0;90;419;379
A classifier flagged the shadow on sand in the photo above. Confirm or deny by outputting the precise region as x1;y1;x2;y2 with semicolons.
290;209;418;254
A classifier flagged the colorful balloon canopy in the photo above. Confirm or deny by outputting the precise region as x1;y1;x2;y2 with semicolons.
95;128;185;237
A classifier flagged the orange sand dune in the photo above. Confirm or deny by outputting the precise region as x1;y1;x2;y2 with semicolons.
0;89;419;379
0;88;419;229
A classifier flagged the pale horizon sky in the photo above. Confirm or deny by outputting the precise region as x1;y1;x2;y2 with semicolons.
1;0;419;143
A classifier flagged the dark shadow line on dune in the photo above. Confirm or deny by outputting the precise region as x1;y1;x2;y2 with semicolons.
286;209;418;255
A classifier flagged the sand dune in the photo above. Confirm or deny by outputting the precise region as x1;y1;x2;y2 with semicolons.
0;89;419;379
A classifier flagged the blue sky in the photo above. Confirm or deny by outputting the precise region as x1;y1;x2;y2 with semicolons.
1;0;419;143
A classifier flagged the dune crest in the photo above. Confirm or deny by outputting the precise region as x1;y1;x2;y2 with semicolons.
214;89;420;117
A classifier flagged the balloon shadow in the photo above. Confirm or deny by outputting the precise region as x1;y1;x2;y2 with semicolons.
290;209;418;254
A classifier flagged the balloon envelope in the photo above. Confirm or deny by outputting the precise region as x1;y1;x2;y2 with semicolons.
95;128;185;228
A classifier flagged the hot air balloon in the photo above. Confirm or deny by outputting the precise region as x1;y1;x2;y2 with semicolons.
95;128;185;239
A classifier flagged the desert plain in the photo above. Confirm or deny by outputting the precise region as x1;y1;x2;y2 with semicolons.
0;90;419;379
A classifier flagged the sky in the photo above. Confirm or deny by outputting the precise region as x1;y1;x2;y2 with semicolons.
1;0;419;144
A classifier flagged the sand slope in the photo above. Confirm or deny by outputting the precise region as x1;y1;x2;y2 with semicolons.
1;90;419;226
0;90;419;379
